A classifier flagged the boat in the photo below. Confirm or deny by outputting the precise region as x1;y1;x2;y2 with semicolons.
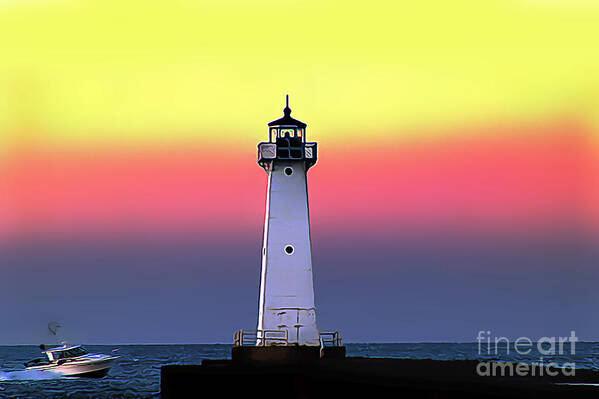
24;344;118;378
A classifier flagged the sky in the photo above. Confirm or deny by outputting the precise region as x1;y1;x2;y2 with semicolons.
0;0;598;344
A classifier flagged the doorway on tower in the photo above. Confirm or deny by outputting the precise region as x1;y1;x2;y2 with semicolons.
276;136;303;159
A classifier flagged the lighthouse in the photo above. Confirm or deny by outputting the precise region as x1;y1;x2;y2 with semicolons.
256;96;319;346
232;97;342;362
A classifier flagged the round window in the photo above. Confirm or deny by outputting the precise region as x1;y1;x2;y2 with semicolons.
284;167;293;176
284;245;294;255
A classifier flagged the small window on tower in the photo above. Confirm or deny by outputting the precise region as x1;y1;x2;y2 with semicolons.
271;129;277;142
297;129;303;138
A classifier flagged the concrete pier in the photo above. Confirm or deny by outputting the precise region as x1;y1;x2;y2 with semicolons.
161;357;599;398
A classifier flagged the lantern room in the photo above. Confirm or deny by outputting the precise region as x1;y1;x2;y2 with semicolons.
267;95;307;143
258;96;317;169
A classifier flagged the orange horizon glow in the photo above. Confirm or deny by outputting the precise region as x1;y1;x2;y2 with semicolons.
1;117;596;241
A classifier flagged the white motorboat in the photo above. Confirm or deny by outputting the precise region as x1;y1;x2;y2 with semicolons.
25;344;118;378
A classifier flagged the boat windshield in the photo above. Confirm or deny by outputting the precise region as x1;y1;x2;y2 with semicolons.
53;347;88;359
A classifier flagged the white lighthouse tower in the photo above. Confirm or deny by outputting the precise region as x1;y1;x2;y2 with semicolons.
233;97;342;361
255;96;320;346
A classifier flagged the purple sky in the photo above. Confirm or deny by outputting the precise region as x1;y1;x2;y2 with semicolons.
1;228;597;344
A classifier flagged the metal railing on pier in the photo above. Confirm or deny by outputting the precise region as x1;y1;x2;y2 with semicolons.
234;329;289;347
319;331;342;347
234;329;342;347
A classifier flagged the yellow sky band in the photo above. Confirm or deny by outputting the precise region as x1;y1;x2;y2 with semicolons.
1;0;598;149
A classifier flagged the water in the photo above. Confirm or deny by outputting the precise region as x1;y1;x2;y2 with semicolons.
1;343;597;398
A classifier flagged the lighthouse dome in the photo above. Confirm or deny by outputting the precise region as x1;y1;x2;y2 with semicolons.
268;95;307;128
